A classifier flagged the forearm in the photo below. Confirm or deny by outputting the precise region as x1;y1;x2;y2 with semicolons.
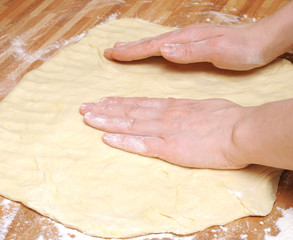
260;1;293;62
232;99;293;170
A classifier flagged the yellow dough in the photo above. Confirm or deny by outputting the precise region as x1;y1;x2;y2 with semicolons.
0;19;292;238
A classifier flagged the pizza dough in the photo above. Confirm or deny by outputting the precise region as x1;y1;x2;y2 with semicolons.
0;18;292;238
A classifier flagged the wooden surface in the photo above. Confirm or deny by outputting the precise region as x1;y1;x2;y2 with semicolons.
0;0;293;239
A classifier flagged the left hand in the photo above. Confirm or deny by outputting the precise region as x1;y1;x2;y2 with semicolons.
80;97;249;169
104;22;270;71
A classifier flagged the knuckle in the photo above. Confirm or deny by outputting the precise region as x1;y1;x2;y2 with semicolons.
157;140;175;161
148;36;161;49
182;45;193;59
127;118;138;131
103;104;113;112
125;105;139;118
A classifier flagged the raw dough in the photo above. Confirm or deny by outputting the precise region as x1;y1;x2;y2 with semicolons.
0;18;291;238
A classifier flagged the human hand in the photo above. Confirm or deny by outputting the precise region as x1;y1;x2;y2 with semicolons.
80;97;249;169
104;22;272;70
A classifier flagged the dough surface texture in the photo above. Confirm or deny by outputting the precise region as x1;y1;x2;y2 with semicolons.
0;19;292;238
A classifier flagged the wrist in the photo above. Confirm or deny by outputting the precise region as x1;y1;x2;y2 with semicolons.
230;100;293;170
258;2;293;63
228;106;262;167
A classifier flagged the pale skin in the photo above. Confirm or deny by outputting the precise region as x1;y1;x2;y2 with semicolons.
80;2;293;170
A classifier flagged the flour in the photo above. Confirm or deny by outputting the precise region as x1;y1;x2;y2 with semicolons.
11;32;86;64
240;234;248;239
196;11;242;24
0;31;87;99
105;13;119;22
220;226;228;232
0;199;20;240
137;0;153;3
5;9;121;65
184;0;215;7
265;207;293;240
37;235;45;240
180;0;257;25
226;189;243;198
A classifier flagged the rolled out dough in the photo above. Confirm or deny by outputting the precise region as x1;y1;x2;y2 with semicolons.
0;19;292;238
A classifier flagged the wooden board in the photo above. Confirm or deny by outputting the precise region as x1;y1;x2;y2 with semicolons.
0;0;292;239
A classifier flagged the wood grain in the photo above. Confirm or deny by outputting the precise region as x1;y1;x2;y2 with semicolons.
0;0;292;239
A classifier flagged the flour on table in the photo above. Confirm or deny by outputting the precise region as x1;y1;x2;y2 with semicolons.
240;234;248;239
265;207;293;240
0;199;20;240
0;0;124;99
0;31;87;99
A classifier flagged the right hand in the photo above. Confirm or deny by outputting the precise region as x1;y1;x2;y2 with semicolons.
80;97;249;169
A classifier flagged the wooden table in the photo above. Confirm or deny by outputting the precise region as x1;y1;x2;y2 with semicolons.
0;0;292;239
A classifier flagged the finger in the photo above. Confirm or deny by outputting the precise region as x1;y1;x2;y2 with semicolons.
84;112;166;136
160;38;220;64
98;97;171;108
104;24;220;61
104;39;161;61
102;134;202;168
104;35;164;61
80;102;162;119
111;23;212;49
98;97;193;108
102;133;168;158
103;134;200;168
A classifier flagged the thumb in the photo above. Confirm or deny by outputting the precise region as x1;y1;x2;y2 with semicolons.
160;41;216;64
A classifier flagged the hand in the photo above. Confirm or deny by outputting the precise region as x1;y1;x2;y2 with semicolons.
104;22;272;70
80;97;249;169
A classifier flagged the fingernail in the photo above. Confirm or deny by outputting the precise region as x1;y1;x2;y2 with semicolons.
80;103;87;110
161;44;177;55
80;103;95;112
104;48;114;53
104;49;114;60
